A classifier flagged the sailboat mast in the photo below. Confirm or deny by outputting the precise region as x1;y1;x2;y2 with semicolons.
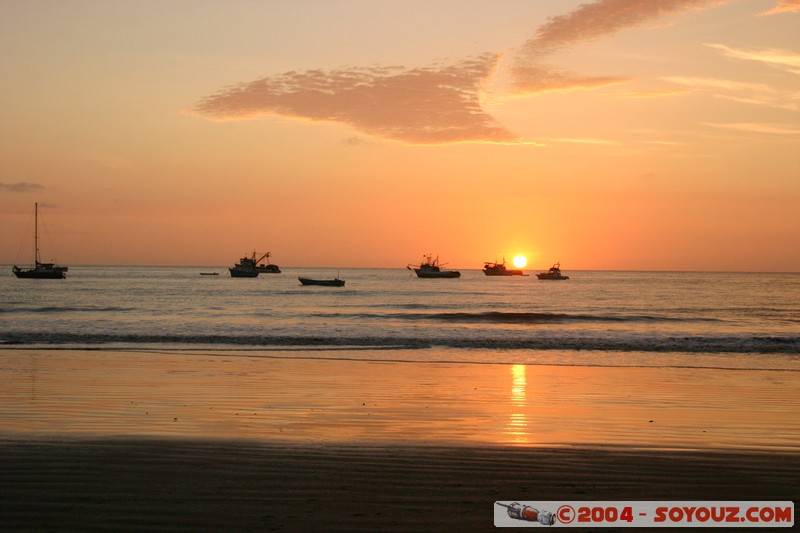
34;202;40;265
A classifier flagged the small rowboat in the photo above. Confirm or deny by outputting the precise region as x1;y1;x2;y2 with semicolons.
298;277;345;287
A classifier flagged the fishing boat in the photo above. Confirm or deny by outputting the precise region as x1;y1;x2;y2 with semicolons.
407;254;461;278
229;251;281;277
199;272;219;276
12;203;69;279
482;258;526;276
298;276;345;287
536;262;569;280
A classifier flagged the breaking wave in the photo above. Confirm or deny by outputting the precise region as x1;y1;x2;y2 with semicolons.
318;311;721;324
1;331;797;355
0;305;135;314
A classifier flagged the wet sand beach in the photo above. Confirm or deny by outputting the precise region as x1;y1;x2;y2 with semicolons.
1;349;798;531
2;438;798;531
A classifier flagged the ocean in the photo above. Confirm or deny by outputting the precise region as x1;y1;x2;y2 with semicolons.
2;266;798;370
2;265;799;449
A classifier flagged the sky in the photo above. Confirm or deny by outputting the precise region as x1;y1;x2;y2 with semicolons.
1;0;798;271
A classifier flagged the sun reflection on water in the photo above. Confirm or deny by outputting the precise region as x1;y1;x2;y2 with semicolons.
506;364;528;443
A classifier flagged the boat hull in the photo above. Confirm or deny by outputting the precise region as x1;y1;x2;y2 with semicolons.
298;277;345;287
537;264;569;280
482;260;526;276
414;269;460;278
12;265;68;279
483;269;525;276
536;274;569;280
229;267;259;278
407;255;459;278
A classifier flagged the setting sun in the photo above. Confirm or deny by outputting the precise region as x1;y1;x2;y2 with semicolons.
512;255;527;269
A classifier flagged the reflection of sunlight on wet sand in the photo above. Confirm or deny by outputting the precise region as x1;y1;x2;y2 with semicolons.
506;364;528;443
2;350;800;450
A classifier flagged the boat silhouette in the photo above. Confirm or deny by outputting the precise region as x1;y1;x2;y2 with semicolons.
482;258;526;276
407;254;460;278
229;251;281;277
536;262;569;280
298;276;345;287
12;203;68;279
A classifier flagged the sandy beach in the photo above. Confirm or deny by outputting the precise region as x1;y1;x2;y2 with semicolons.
2;438;797;531
1;349;798;531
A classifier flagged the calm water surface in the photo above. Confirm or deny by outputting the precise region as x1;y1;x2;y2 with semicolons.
2;266;798;447
2;267;798;369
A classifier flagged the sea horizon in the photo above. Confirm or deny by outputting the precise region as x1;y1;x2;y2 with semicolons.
5;263;800;274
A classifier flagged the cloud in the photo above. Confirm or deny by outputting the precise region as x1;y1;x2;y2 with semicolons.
341;136;368;147
703;122;800;135
0;182;44;193
643;140;687;146
664;76;771;91
518;0;718;59
761;0;800;15
193;1;724;143
544;137;622;146
707;43;800;75
664;76;800;111
193;54;518;144
621;87;691;99
511;64;628;93
511;0;722;93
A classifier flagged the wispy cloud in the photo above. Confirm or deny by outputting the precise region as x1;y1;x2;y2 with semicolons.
510;64;628;94
703;122;800;135
544;137;622;146
192;54;518;145
664;76;800;111
761;0;800;15
707;43;800;75
643;139;687;146
620;87;691;99
511;0;722;92
664;76;772;91
517;0;717;58
0;182;44;193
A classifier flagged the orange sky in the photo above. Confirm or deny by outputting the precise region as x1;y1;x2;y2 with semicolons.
2;0;798;271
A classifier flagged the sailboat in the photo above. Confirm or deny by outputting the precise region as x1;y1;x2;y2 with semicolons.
12;203;69;279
